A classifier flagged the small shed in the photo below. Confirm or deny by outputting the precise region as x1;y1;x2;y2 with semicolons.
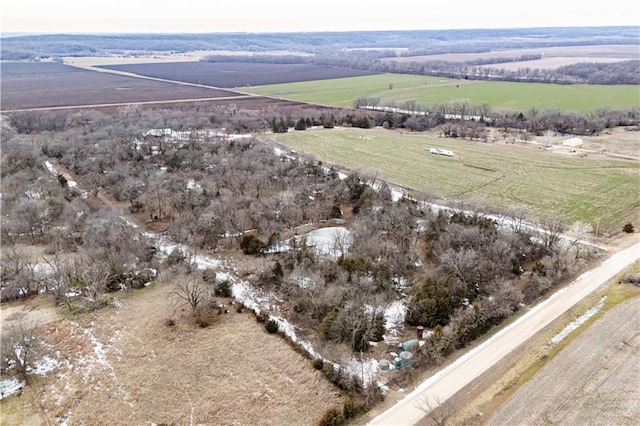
562;137;583;147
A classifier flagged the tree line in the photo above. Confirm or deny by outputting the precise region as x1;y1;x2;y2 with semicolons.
3;26;636;60
201;52;639;85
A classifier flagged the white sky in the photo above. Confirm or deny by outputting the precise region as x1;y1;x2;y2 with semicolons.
2;0;639;34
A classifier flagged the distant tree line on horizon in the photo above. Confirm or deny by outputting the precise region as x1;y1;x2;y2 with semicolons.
200;53;640;85
2;26;637;63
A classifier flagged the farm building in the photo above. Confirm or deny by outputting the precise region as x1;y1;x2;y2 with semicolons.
427;148;455;157
562;137;583;147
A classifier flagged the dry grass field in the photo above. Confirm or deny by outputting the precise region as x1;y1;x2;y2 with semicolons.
487;296;640;425
0;281;342;425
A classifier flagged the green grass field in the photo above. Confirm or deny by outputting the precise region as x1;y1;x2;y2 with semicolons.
273;128;640;231
243;73;640;112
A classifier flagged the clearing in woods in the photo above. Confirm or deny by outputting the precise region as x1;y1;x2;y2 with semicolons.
0;281;341;425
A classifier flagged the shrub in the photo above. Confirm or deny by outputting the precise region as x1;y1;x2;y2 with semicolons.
256;313;267;323
271;261;284;281
330;204;342;219
265;319;279;334
318;407;344;426
165;247;186;266
214;280;233;297
342;396;363;420
312;358;324;371
196;316;210;328
202;268;217;283
623;223;635;233
294;119;308;131
165;318;175;327
240;234;265;255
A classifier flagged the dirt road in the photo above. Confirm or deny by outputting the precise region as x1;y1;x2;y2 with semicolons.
368;240;640;426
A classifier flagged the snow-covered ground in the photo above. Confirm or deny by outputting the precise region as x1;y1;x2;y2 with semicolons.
143;232;223;270
30;355;60;376
341;357;380;387
0;377;25;400
383;301;408;344
142;128;253;142
43;161;81;191
548;296;606;346
298;226;352;258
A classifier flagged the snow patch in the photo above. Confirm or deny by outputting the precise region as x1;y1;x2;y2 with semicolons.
384;301;407;332
270;316;322;360
144;232;222;269
31;355;60;376
186;179;201;191
341;357;379;387
383;301;407;344
298;226;351;258
232;280;274;314
390;188;404;202
0;377;25;400
548;297;606;346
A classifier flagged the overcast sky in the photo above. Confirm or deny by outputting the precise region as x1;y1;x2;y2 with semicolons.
2;0;639;34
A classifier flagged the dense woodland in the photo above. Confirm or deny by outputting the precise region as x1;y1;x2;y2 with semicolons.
2;105;600;408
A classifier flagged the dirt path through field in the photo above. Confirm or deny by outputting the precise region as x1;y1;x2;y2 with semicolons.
0;301;60;329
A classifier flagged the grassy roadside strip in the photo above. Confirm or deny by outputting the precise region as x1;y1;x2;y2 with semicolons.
442;260;640;425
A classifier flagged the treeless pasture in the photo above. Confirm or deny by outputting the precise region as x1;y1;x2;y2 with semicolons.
272;127;640;230
1;282;341;425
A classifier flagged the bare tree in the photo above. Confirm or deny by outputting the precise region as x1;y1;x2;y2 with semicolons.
564;221;593;258
439;247;479;289
331;228;351;258
80;260;112;310
170;276;208;317
1;319;41;381
503;204;530;234
537;216;567;252
417;395;452;426
42;254;73;309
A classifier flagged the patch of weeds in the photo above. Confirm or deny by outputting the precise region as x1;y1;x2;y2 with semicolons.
196;316;210;328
